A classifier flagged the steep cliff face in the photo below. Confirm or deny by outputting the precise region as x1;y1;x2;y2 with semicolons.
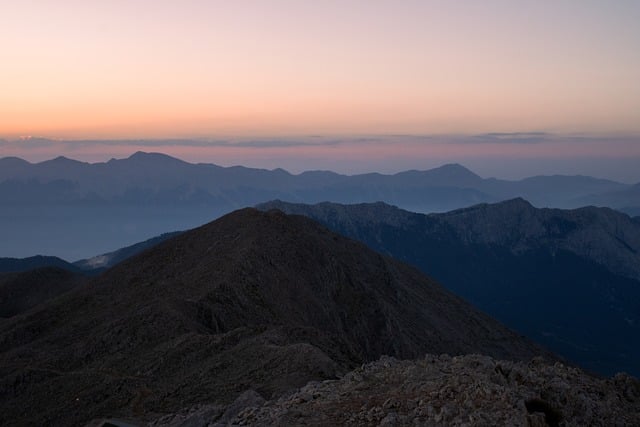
438;198;640;281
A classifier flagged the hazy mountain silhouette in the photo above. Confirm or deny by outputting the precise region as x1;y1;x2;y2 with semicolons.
0;152;494;209
0;153;630;208
575;183;640;216
258;199;640;376
0;255;82;274
478;175;628;207
0;208;548;426
1;152;634;259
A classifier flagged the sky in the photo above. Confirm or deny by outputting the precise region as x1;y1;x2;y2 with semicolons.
1;1;640;180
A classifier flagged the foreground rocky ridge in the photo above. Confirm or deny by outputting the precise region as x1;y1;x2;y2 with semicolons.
151;354;640;427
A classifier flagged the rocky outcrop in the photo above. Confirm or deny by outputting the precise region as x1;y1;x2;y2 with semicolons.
151;354;640;426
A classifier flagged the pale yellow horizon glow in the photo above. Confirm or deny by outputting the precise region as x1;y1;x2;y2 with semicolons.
1;1;640;139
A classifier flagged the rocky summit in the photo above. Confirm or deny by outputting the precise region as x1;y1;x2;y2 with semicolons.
0;208;546;426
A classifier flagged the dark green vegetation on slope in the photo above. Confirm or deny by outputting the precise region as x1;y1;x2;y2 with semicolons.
0;209;547;426
258;199;640;376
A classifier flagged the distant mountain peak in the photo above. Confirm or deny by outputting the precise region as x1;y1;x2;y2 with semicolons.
50;156;74;163
439;162;474;171
39;156;86;166
0;255;81;274
125;151;188;165
450;197;535;217
271;167;291;175
426;163;481;180
498;197;534;208
129;151;176;160
390;163;482;188
0;156;30;163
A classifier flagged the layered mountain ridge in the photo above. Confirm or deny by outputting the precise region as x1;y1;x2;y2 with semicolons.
2;152;637;259
1;153;632;209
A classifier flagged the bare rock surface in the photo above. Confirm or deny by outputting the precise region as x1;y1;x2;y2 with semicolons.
230;354;640;426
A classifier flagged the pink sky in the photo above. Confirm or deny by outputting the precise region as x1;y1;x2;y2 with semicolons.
1;1;639;139
1;2;639;181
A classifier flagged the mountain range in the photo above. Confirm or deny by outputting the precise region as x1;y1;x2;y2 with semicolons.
1;152;638;259
258;199;640;377
0;208;549;426
3;192;639;375
4;193;638;376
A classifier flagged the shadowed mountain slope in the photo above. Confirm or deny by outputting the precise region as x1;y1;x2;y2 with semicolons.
258;199;640;376
0;208;548;426
0;267;86;318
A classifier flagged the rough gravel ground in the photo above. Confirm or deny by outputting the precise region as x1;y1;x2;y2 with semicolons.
156;354;640;426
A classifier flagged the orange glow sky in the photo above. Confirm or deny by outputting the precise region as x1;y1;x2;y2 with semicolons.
2;1;640;137
1;1;640;180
